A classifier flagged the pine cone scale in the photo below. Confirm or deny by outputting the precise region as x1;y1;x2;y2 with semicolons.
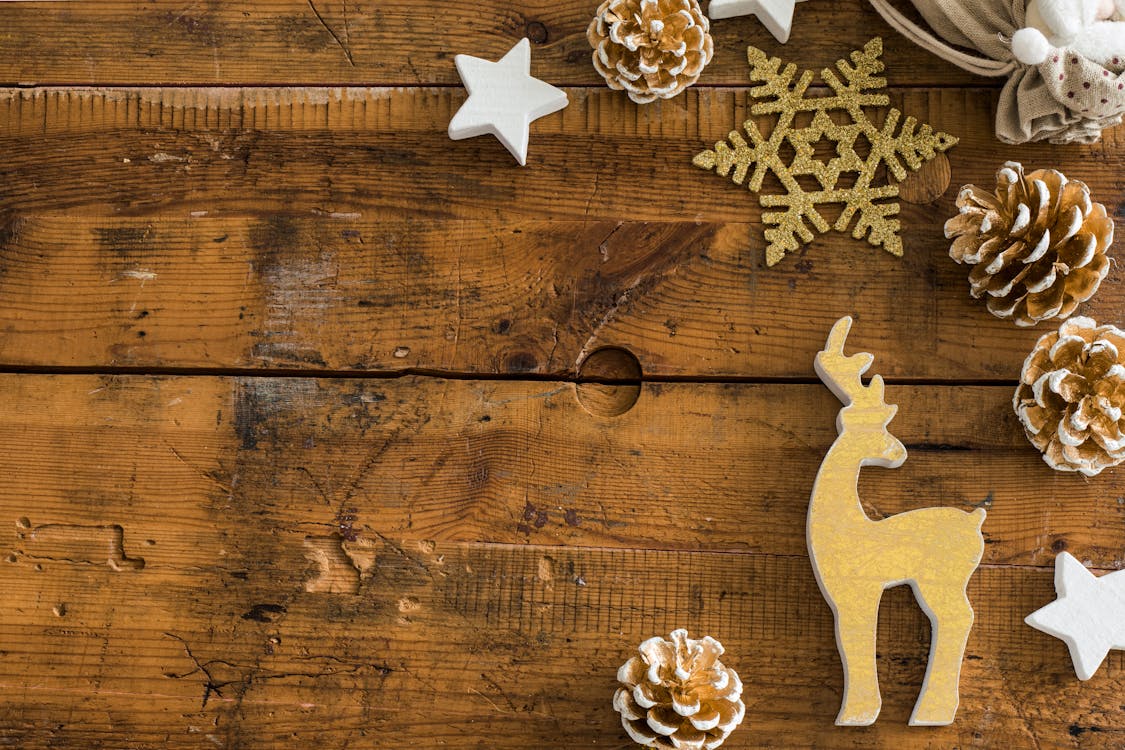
1023;261;1058;293
974;254;1022;296
1022;285;1066;321
1022;230;1052;264
1051;204;1083;243
688;705;720;731
1088;342;1121;378
673;692;700;716
1057;233;1097;269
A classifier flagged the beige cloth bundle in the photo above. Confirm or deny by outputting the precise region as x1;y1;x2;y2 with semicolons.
868;0;1125;144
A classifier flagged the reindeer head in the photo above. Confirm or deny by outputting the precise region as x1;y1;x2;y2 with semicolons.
815;317;907;468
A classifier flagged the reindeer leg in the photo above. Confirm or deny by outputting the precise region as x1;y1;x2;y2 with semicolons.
910;583;974;726
832;587;883;726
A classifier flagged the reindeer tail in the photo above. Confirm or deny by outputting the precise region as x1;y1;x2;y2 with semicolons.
970;507;986;527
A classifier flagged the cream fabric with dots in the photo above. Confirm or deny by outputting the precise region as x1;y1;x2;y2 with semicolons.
868;0;1125;144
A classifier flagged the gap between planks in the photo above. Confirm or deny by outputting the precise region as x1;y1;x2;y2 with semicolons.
0;364;1017;388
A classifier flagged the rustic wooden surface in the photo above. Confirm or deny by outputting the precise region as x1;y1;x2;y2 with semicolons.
0;2;1123;748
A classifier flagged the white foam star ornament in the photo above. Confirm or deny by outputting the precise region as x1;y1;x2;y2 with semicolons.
707;0;807;43
1025;551;1125;680
447;38;569;166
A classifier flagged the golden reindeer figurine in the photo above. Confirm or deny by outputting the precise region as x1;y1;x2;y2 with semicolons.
809;317;985;726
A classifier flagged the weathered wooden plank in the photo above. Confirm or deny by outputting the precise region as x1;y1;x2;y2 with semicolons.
0;375;1118;571
2;213;1122;379
0;376;1120;747
0;1;985;88
1;539;1122;749
0;87;1122;378
4;88;1120;218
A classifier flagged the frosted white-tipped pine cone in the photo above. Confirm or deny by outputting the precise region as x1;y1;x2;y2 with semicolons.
588;0;714;104
613;629;744;749
1015;317;1125;476
945;161;1113;327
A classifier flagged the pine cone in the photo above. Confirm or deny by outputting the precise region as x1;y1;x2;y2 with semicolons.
945;161;1113;327
588;0;714;104
1015;317;1125;476
613;629;745;749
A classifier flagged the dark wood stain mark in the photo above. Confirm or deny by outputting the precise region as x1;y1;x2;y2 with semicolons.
234;380;266;450
504;351;538;373
159;9;224;45
241;603;287;623
517;501;549;534
94;226;155;257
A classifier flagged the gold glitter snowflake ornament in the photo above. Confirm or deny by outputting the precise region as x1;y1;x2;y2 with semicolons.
693;38;958;267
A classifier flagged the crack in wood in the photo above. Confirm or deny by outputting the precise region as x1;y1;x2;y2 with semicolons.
306;0;356;67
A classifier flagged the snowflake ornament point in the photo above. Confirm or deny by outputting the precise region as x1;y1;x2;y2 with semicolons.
694;37;958;267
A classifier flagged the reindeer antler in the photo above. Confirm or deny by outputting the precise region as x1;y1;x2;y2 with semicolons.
815;317;893;415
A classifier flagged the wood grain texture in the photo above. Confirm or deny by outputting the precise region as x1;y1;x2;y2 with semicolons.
2;4;1125;747
0;374;1122;748
0;87;1122;377
7;545;1122;749
0;0;985;88
4;87;1119;219
3;375;1118;568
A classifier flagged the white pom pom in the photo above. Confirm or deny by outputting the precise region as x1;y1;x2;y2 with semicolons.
1012;27;1051;65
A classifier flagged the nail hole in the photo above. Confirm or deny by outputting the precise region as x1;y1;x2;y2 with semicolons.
526;21;549;44
575;347;641;418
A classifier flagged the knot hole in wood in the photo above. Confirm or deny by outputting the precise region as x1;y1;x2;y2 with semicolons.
893;153;953;205
575;347;641;418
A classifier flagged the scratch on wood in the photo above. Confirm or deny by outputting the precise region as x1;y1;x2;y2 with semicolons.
574;283;639;366
14;521;145;571
341;0;352;59
251;238;339;365
468;687;514;715
307;0;356;67
597;221;625;261
479;386;567;408
164;632;227;709
115;269;157;282
583;171;602;218
311;208;361;219
166;443;232;494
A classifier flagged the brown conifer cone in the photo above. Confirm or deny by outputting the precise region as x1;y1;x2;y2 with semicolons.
613;629;745;749
1015;317;1125;476
945;161;1113;327
588;0;714;104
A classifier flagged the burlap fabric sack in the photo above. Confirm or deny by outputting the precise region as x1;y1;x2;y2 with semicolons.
868;0;1125;144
